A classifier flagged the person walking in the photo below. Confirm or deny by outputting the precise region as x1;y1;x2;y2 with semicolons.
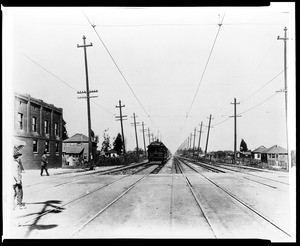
41;151;50;176
12;150;26;209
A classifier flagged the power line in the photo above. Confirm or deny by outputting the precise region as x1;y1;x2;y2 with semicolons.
239;92;278;115
211;69;285;127
182;13;225;131
240;69;286;104
21;52;114;115
212;93;278;127
86;23;284;28
82;10;159;131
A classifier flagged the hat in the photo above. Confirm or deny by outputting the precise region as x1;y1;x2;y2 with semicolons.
13;147;22;157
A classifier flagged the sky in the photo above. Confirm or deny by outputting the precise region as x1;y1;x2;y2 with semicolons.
3;3;296;154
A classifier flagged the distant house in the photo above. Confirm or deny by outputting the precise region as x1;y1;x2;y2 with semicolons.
236;151;252;159
261;145;287;168
252;145;267;160
63;133;97;164
64;146;84;166
105;149;119;158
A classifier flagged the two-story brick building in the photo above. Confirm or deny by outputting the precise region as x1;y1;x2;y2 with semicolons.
14;92;63;169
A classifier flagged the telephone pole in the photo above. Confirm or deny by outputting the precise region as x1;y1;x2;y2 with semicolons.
277;26;289;171
147;128;151;144
115;100;127;155
204;115;213;156
140;122;147;156
197;122;204;159
192;127;197;157
131;113;140;161
230;98;241;164
77;35;97;169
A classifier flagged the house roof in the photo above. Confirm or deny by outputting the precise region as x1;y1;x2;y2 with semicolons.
264;145;287;154
252;145;267;153
64;146;84;154
63;133;89;143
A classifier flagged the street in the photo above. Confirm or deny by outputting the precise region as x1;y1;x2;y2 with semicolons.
8;157;293;241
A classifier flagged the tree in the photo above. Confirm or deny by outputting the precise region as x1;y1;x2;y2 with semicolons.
113;133;123;155
62;118;68;140
135;147;144;155
101;130;111;153
240;138;248;152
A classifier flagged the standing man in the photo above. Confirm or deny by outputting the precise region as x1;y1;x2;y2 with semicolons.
41;151;50;176
12;150;26;209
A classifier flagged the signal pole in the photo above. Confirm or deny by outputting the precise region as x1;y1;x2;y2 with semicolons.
140;122;147;156
77;35;97;169
131;113;140;161
197;122;204;158
277;26;289;171
192;127;197;157
204;115;213;156
230;98;241;164
115;100;127;155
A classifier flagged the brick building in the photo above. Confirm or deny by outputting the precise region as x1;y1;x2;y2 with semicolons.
14;92;63;169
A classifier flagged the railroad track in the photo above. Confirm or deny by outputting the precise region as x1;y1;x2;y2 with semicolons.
24;161;151;194
67;165;159;238
180;157;289;186
173;157;291;239
18;163;157;229
178;157;226;173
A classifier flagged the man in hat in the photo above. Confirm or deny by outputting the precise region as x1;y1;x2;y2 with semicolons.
41;151;50;176
12;150;26;209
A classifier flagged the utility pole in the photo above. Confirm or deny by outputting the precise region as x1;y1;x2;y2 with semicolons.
230;98;241;164
147;128;151;144
277;26;290;171
131;113;140;161
77;35;97;169
197;122;204;159
151;133;155;142
115;100;127;155
140;122;147;156
192;127;197;157
190;133;193;150
204;115;213;156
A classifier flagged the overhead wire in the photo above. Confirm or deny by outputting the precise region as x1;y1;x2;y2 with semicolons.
239;92;278;115
240;69;286;104
21;52;114;116
82;10;159;131
181;12;226;132
211;69;285;127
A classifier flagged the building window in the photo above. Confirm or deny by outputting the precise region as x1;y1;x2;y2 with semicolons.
33;140;38;152
54;123;59;136
45;140;49;152
17;113;23;130
32;117;37;132
257;153;261;158
55;142;59;152
44;120;49;134
271;154;275;158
